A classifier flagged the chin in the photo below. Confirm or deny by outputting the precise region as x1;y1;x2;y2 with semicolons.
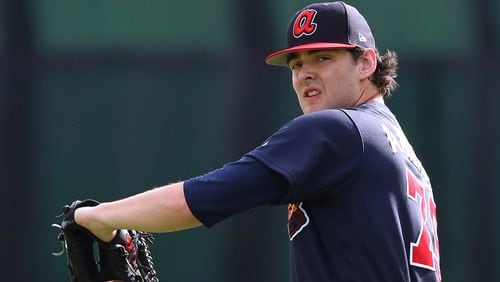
303;104;331;114
303;108;322;114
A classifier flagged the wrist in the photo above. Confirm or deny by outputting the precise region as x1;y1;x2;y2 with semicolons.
74;206;91;229
75;206;116;242
74;206;103;237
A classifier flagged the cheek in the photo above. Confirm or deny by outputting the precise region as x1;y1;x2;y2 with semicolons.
291;75;300;96
328;70;355;91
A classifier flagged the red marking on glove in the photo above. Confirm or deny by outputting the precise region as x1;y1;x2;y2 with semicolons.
125;234;133;252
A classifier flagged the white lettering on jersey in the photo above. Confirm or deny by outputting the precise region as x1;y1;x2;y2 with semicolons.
381;123;430;183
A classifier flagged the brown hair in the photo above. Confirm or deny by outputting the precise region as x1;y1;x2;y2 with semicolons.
349;47;399;97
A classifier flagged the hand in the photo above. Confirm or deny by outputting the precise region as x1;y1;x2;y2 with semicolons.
75;206;116;242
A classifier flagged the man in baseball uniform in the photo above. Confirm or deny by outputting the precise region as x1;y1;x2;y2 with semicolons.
75;2;441;281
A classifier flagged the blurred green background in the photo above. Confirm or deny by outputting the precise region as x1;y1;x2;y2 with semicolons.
1;0;498;281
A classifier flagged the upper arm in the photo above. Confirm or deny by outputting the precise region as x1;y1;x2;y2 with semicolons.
247;110;363;202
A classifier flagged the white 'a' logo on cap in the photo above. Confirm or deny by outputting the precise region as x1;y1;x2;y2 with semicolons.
293;9;318;38
358;32;367;42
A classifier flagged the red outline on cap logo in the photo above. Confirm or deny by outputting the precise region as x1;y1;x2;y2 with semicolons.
293;9;318;38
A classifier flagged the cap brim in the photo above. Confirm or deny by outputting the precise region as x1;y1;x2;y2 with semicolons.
265;42;356;66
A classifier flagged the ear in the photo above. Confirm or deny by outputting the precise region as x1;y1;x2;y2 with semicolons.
358;48;377;80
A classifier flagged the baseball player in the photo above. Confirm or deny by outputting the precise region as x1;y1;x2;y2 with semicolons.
74;2;441;281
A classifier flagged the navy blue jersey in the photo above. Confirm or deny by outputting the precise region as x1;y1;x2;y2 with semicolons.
184;102;440;281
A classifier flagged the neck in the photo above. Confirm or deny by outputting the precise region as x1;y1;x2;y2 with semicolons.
354;82;383;106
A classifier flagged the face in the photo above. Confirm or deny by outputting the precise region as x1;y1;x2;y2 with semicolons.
288;49;363;114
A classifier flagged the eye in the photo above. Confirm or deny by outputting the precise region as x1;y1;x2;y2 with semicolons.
318;55;331;62
288;61;302;70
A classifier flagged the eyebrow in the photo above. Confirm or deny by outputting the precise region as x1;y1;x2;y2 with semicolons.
286;50;326;65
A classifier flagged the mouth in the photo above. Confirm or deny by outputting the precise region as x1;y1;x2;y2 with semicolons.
303;87;321;98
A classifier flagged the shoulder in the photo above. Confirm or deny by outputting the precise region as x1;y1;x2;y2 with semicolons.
269;109;360;149
340;102;395;123
285;109;355;132
293;109;352;123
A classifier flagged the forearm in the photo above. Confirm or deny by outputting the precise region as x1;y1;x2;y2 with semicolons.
75;182;202;241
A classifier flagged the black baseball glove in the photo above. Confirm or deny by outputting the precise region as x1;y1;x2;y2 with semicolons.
52;200;159;282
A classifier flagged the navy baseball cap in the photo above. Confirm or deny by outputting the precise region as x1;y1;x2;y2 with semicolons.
265;1;376;66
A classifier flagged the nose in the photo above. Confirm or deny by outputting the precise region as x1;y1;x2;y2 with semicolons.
297;63;316;81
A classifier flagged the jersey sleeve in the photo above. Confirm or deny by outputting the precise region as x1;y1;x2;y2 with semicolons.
184;155;289;228
247;110;363;203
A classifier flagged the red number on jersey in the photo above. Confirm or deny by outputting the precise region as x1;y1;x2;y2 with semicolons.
407;170;441;280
